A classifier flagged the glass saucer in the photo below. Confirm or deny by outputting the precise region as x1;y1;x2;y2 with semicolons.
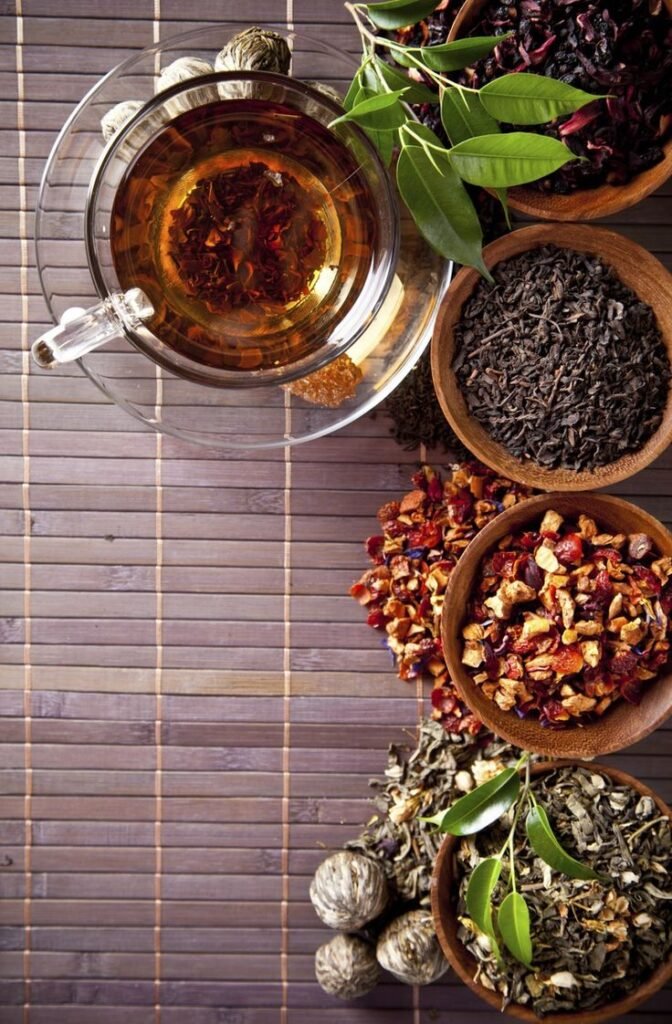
35;23;452;449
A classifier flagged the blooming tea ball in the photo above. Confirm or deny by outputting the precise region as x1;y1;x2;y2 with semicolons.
376;909;449;986
100;100;144;142
315;934;381;1000
156;56;214;92
310;851;388;930
215;26;291;75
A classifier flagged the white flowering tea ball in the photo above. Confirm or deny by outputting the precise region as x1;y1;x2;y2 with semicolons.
310;851;388;930
156;56;214;92
100;100;143;142
376;909;449;986
315;934;381;1000
215;26;291;75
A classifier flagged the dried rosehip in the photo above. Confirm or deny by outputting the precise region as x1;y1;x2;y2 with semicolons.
593;547;622;563
517;531;541;551
407;523;442;550
366;609;387;630
632;565;662;595
366;535;385;563
554;533;584;566
593;569;614;606
447;488;473;524
492;550;519;577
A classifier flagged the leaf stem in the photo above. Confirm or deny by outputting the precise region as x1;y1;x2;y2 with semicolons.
345;1;478;95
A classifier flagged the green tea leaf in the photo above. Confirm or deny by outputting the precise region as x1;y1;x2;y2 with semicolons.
396;144;489;276
343;67;366;112
449;132;578;187
498;892;533;967
526;803;609;882
399;120;444;150
331;88;408;129
467;857;502;938
440;88;499;145
479;73;600;125
374;55;436;105
420;36;505;72
420;766;519;834
366;0;438;31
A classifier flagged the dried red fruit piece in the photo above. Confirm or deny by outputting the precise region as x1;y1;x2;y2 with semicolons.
632;565;662;595
551;645;584;676
447;488;473;524
407;522;442;550
609;650;638;676
366;535;385;564
491;550;519;578
554;533;584;566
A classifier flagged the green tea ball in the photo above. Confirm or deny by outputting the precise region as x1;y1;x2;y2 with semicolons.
310;851;388;930
100;101;143;142
156;56;214;92
376;909;449;986
315;934;381;1000
215;27;291;75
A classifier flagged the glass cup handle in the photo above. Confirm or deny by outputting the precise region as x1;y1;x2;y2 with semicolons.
31;287;154;369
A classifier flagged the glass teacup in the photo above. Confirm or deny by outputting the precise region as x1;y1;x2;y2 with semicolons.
32;71;399;388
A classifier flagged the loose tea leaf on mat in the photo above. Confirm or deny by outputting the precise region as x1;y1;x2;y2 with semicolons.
346;719;526;905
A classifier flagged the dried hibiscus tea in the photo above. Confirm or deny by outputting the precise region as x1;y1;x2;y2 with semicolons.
461;508;672;726
350;462;533;736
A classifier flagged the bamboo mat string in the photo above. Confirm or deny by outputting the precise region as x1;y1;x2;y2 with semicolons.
152;3;164;1021
280;8;295;1020
414;442;428;1023
15;1;32;1020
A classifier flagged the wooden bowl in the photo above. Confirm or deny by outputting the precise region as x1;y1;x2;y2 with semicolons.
441;491;672;759
446;0;672;220
431;760;672;1023
431;223;672;491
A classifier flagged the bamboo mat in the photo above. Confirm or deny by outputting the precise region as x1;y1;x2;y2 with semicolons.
1;1;672;1021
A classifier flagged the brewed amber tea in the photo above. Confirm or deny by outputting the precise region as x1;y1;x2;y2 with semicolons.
110;97;379;374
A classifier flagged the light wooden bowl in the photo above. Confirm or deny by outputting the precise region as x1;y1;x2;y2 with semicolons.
431;223;672;492
447;0;672;220
440;492;672;759
431;760;672;1024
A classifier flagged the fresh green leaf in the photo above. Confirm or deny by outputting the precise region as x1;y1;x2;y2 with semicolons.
420;35;506;72
440;88;499;145
399;120;444;150
343;67;366;112
420;767;519;834
498;892;533;967
449;131;578;187
374;55;436;105
396;145;489;276
365;125;395;164
480;73;600;125
331;88;408;130
526;803;609;882
366;0;437;31
467;857;502;938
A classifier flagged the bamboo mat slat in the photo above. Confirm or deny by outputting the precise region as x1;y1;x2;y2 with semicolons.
1;0;672;1021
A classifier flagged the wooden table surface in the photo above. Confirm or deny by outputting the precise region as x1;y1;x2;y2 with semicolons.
1;1;671;1022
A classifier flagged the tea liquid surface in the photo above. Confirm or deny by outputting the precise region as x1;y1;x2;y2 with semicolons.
110;97;378;373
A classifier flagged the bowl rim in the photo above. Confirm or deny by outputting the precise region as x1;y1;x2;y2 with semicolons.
440;491;672;758
430;759;672;1024
430;222;672;492
445;0;672;221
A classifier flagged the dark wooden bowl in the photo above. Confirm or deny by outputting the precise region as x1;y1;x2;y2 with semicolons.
431;760;672;1024
441;491;672;759
431;223;672;492
446;0;672;221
